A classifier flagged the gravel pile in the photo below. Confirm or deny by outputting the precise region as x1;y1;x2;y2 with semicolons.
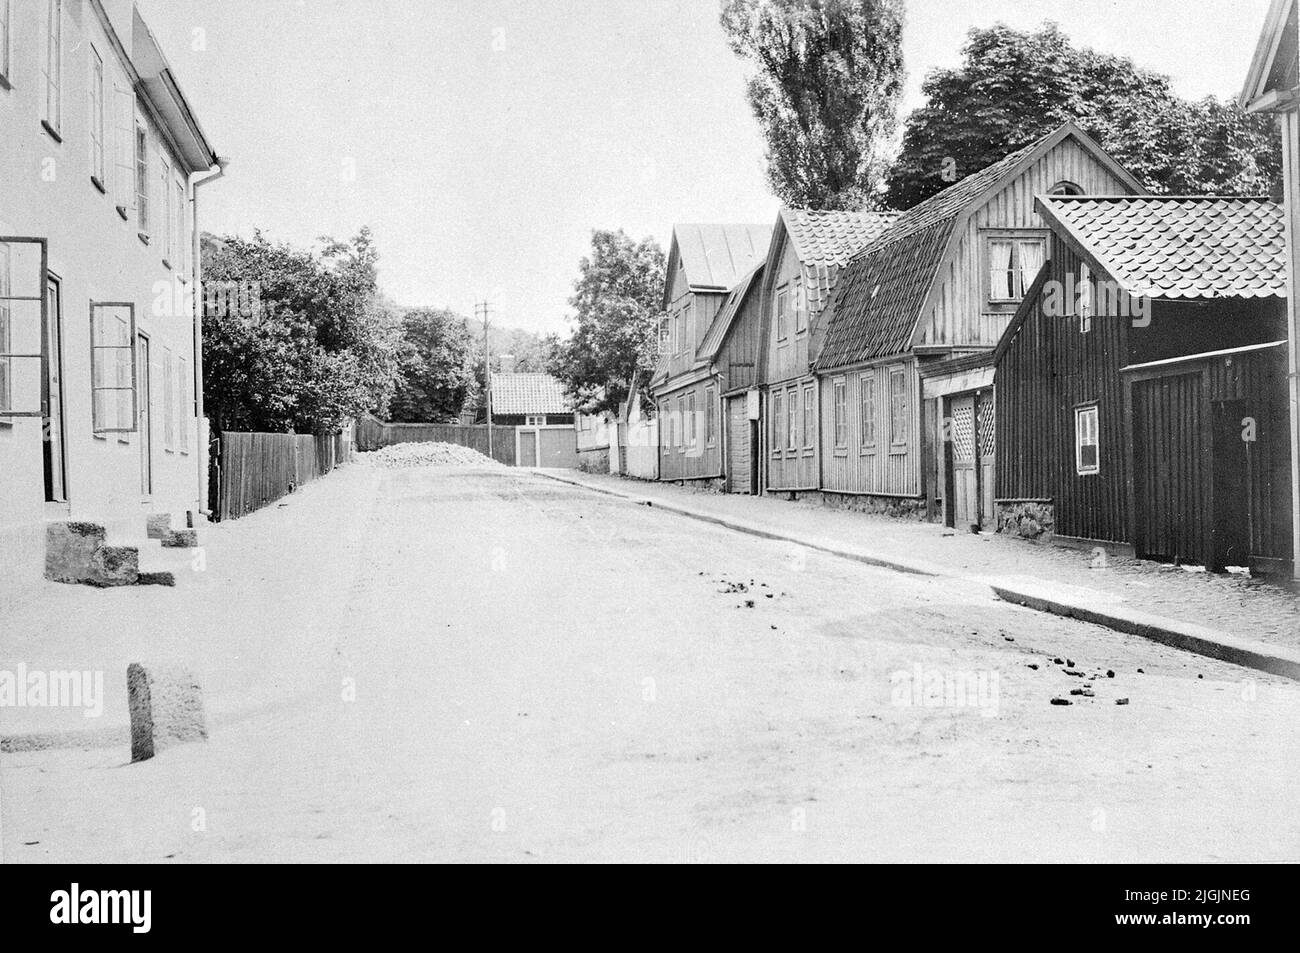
367;441;503;469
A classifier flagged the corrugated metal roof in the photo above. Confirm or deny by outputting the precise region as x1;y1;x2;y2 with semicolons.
1037;195;1287;298
489;373;572;415
672;223;773;294
815;123;1141;370
696;263;764;363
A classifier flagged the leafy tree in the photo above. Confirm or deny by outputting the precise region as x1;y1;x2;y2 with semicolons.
201;228;398;436
885;22;1281;208
388;309;479;423
720;0;906;209
549;230;665;415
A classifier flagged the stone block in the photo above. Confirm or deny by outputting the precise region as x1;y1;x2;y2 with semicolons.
136;571;176;587
146;513;172;540
45;522;107;584
88;545;140;587
161;529;199;549
127;663;207;762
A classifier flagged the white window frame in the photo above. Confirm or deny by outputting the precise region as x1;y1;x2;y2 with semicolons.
89;45;106;187
832;377;847;449
888;366;908;449
1075;405;1100;475
43;0;62;136
859;372;877;450
802;383;815;452
0;242;11;417
1079;262;1095;333
986;232;1047;305
775;285;790;341
160;152;172;265
175;178;187;271
135;122;150;234
162;346;175;451
90;302;138;434
793;277;807;334
786;386;799;452
704;385;716;447
772;390;784;457
687;390;697;449
177;355;190;452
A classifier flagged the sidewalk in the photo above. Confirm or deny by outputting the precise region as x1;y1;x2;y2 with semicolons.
542;470;1300;678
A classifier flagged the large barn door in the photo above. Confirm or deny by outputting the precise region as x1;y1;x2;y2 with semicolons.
1133;373;1207;565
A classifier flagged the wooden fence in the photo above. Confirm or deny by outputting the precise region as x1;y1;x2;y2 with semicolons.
356;417;517;466
217;429;353;521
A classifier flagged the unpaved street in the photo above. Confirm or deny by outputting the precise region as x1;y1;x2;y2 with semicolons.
4;463;1299;862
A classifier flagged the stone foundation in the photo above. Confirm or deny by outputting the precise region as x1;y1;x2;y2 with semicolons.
997;501;1055;541
577;447;611;474
673;476;726;493
817;491;928;520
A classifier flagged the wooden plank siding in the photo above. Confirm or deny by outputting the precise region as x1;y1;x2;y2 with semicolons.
995;239;1131;543
657;378;723;481
819;359;922;496
355;420;518;466
766;377;820;490
218;430;352;521
916;137;1136;352
714;276;764;395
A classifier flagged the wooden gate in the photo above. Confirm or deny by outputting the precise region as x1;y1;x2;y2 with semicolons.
517;429;538;467
1132;373;1206;564
726;396;750;494
949;394;979;529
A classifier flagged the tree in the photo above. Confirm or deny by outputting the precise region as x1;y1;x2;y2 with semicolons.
469;327;559;403
388;309;479;423
885;22;1281;209
720;0;906;210
201;228;398;436
549;230;665;415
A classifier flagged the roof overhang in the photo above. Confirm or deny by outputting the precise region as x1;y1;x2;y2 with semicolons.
1242;0;1299;109
131;7;218;173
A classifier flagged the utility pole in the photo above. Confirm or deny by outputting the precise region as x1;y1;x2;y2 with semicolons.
476;300;493;459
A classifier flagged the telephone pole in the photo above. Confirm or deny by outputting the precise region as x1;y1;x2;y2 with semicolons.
476;300;494;459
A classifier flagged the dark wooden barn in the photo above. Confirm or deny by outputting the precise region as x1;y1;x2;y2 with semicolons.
995;195;1293;574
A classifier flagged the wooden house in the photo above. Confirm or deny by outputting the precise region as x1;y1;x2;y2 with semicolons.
489;372;578;468
811;123;1144;526
995;195;1293;574
757;209;898;494
1242;0;1300;579
651;223;770;485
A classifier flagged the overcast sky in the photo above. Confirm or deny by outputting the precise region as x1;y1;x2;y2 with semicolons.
137;0;1274;336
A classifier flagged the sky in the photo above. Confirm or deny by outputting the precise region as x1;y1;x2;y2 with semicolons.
137;0;1276;336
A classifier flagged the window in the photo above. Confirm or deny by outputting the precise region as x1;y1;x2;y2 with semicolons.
859;373;876;448
1049;181;1083;196
135;123;149;233
1;0;12;87
677;396;686;452
832;378;847;448
658;316;670;353
525;414;545;426
687;391;697;449
0;243;10;415
89;47;105;186
786;387;798;451
160;153;172;264
705;386;716;446
162;348;175;450
888;367;908;447
1075;405;1099;475
1078;262;1094;333
90;302;137;434
802;384;814;450
176;356;189;451
987;235;1046;303
175;179;187;270
772;391;784;456
43;0;62;135
793;278;807;333
775;286;790;341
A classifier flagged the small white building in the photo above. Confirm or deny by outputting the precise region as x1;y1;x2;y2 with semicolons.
0;0;223;584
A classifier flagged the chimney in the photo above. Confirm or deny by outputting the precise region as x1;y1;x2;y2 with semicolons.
498;353;517;374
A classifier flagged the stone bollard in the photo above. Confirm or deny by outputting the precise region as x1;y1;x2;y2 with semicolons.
127;663;207;762
146;514;172;540
161;529;199;549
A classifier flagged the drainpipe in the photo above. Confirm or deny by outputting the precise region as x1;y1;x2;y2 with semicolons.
190;156;231;518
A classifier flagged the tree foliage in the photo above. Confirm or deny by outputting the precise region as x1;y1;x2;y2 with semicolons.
549;230;665;415
388;309;479;423
201;228;398;435
721;0;906;209
885;22;1282;209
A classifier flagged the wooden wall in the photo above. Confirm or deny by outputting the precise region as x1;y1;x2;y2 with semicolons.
356;419;518;466
715;273;765;394
818;358;921;496
217;430;352;521
657;379;723;481
762;235;810;387
766;378;820;491
917;137;1138;352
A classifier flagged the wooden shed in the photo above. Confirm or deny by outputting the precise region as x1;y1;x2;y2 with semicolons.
651;223;770;486
995;195;1293;574
813;122;1144;525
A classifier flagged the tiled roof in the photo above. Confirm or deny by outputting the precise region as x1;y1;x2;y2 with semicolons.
782;209;899;320
697;263;764;363
671;224;773;298
1037;196;1287;298
489;373;572;415
815;123;1138;370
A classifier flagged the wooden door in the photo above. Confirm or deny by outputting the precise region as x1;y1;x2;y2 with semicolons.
977;392;995;529
726;396;750;494
949;394;979;530
518;428;538;467
1133;373;1205;564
